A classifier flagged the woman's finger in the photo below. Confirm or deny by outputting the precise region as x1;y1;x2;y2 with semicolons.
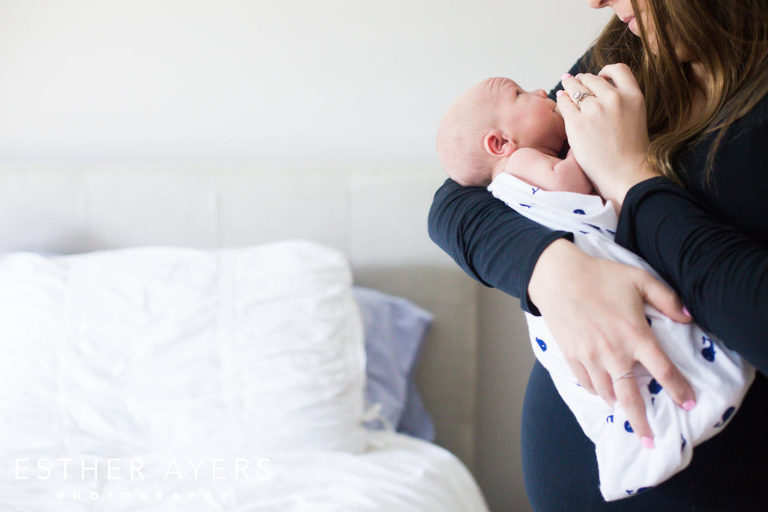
559;74;592;103
613;376;655;447
597;62;641;92
638;270;692;324
573;72;615;97
588;364;618;407
634;271;697;407
636;340;697;410
567;360;596;395
555;89;580;118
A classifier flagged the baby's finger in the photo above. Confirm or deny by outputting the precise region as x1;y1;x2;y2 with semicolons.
613;377;655;448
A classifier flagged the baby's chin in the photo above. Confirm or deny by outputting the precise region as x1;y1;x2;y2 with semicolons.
547;131;568;158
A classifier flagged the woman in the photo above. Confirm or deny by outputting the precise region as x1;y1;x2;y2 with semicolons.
428;0;768;510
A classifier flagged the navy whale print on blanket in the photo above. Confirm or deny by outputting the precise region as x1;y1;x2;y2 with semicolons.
714;406;736;428
701;335;716;362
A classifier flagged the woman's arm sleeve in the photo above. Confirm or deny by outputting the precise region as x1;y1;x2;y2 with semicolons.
616;177;768;374
426;55;587;315
428;179;573;315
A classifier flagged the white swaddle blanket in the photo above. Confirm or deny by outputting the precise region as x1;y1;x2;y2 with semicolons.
488;173;755;501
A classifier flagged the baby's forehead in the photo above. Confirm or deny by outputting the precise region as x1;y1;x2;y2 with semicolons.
481;77;520;93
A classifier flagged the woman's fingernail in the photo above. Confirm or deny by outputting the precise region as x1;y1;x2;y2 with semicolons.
641;436;655;449
556;90;564;97
682;400;696;411
682;306;692;318
561;72;572;80
576;73;583;79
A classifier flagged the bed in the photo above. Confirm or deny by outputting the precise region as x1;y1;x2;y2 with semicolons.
0;164;489;511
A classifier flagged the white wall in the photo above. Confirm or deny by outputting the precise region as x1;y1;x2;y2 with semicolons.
0;2;611;510
0;0;609;165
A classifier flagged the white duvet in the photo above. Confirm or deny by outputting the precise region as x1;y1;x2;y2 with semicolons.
0;242;366;458
0;242;489;511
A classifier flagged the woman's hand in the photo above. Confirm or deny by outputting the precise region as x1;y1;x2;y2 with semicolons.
556;64;659;210
529;239;697;446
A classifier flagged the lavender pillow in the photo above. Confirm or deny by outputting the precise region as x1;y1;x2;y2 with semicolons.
354;287;435;441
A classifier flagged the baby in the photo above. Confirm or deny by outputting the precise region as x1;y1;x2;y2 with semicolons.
436;76;591;193
436;77;755;501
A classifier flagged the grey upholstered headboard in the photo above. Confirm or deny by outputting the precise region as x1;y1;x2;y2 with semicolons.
0;164;482;469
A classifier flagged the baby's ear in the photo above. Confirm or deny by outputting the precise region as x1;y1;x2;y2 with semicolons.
483;130;517;157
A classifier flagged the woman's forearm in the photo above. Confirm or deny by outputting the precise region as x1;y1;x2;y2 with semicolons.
617;177;768;374
427;178;572;314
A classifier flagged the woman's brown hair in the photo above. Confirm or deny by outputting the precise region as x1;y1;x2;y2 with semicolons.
585;1;768;183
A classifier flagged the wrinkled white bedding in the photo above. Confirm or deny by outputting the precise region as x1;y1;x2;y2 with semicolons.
0;242;366;457
3;431;489;511
0;242;488;511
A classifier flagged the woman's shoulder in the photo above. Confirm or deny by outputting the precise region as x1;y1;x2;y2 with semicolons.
677;90;768;243
732;88;768;133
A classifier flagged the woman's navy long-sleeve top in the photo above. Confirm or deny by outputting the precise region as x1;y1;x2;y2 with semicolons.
428;55;768;509
428;57;768;374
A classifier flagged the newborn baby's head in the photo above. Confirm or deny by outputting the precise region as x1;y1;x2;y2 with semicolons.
437;77;566;186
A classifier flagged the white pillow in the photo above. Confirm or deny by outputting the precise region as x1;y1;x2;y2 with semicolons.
0;241;366;458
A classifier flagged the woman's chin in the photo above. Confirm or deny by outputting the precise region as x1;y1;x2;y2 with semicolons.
628;17;639;35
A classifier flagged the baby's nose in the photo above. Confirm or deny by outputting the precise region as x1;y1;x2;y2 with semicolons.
533;89;547;98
